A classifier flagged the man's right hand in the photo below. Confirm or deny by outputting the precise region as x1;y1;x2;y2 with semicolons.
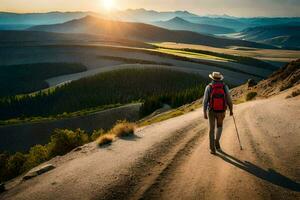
204;113;208;119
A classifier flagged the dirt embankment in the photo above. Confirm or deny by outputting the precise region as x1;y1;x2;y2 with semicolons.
231;59;300;101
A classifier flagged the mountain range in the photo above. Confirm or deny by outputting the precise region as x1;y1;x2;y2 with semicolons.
1;9;300;31
28;15;274;49
1;9;300;49
111;8;198;22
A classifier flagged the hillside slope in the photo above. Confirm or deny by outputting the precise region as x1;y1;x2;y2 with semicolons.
1;62;299;200
153;17;235;35
0;11;92;25
28;15;275;49
236;25;300;49
0;30;153;48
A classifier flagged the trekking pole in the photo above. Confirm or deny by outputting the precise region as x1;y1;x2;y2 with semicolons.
232;114;243;150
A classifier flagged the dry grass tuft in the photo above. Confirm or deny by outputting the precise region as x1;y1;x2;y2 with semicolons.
110;121;136;138
138;100;201;127
96;121;136;147
286;89;300;98
97;134;115;146
245;92;257;101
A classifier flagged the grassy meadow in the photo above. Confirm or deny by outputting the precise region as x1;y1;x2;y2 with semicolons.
155;48;232;62
154;42;300;63
152;45;278;70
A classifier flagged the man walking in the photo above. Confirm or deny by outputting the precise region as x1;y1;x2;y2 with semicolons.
203;72;233;154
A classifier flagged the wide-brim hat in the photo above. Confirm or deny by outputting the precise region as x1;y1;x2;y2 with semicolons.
209;72;224;81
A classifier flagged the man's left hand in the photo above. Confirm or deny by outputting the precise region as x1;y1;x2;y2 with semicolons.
204;113;208;119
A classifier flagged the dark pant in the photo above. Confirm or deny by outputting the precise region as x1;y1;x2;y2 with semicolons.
208;110;225;151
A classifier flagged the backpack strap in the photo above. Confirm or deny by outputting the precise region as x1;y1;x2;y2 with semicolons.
208;83;213;102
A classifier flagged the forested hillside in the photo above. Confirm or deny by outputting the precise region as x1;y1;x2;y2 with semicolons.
0;68;207;120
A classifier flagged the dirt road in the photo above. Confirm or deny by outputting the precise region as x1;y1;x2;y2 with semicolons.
2;92;300;200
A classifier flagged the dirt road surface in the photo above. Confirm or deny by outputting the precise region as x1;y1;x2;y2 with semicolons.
1;91;300;200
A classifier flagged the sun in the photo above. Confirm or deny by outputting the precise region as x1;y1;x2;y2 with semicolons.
101;0;115;11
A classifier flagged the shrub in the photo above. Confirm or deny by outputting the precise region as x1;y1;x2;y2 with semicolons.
0;152;9;181
22;145;49;172
90;129;105;141
48;129;89;157
6;152;26;179
280;82;294;91
109;121;136;138
97;134;115;146
291;89;300;97
0;128;91;182
246;92;257;101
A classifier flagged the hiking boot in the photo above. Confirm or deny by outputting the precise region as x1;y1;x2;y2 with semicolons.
215;140;221;150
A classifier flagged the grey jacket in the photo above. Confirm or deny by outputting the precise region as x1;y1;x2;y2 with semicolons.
202;80;233;113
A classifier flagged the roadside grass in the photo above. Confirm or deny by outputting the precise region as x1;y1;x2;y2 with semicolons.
138;100;201;127
110;121;136;138
232;98;246;104
246;92;258;101
139;109;184;127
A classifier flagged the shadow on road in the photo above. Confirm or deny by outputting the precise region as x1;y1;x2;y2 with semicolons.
119;134;141;141
217;150;300;192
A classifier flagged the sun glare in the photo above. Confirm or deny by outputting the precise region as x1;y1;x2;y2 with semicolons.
101;0;115;11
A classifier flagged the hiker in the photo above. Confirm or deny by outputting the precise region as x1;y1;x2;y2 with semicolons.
203;72;233;154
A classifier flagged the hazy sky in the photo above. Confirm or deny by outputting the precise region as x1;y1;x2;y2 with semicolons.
1;0;300;17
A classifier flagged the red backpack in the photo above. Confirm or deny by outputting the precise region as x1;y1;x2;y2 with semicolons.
209;83;227;112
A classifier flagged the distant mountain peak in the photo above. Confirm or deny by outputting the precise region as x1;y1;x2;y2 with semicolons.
79;15;109;22
175;10;191;14
168;17;189;23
